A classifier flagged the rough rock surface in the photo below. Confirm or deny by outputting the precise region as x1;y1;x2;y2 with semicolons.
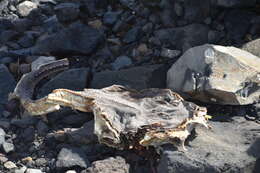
0;64;16;114
167;44;260;105
91;64;168;90
154;24;209;52
30;22;104;55
157;117;260;173
86;156;129;173
242;39;260;57
56;147;90;169
38;68;90;98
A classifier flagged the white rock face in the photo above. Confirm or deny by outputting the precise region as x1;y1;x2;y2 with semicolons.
167;44;260;105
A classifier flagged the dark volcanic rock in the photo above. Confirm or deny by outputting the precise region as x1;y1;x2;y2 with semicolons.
11;117;39;128
86;156;129;173
38;67;90;98
217;0;256;8
123;26;143;43
155;24;209;51
103;11;121;26
31;22;104;55
91;64;168;90
184;0;210;22
0;64;16;114
242;39;260;57
225;10;253;44
111;55;133;70
157;117;260;173
66;120;98;145
54;3;80;23
56;147;90;169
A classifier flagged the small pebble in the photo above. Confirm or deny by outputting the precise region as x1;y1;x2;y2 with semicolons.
160;48;181;59
2;142;15;153
88;20;103;29
26;168;43;173
66;170;77;173
4;161;17;169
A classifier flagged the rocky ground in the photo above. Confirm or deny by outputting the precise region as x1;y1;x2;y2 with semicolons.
0;0;259;173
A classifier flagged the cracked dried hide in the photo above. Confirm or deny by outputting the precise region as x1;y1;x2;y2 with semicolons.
10;59;210;150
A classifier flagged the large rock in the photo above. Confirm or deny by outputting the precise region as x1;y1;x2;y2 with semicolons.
91;64;168;90
242;39;260;57
54;3;80;23
167;44;260;105
155;24;209;52
0;64;16;113
38;68;90;98
157;117;260;173
31;22;104;55
184;0;210;22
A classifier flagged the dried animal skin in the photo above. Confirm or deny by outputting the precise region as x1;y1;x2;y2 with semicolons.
10;59;210;150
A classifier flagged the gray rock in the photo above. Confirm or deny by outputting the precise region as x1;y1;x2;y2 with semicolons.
17;1;38;17
0;30;19;44
112;56;132;70
103;11;121;26
2;142;14;153
86;156;129;173
157;117;260;173
123;26;143;43
0;128;5;145
26;168;42;173
17;33;35;48
21;127;35;142
224;10;253;44
31;56;56;71
36;120;49;136
11;117;39;128
31;22;104;55
184;0;210;22
0;120;10;129
12;18;33;33
66;120;98;145
0;64;16;113
119;0;138;9
155;24;209;52
217;0;256;8
54;3;80;23
38;68;90;98
56;147;90;169
35;158;47;167
167;44;260;105
0;57;14;64
242;39;260;57
91;64;168;90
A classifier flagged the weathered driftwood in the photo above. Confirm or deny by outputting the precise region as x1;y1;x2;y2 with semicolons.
10;59;210;150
